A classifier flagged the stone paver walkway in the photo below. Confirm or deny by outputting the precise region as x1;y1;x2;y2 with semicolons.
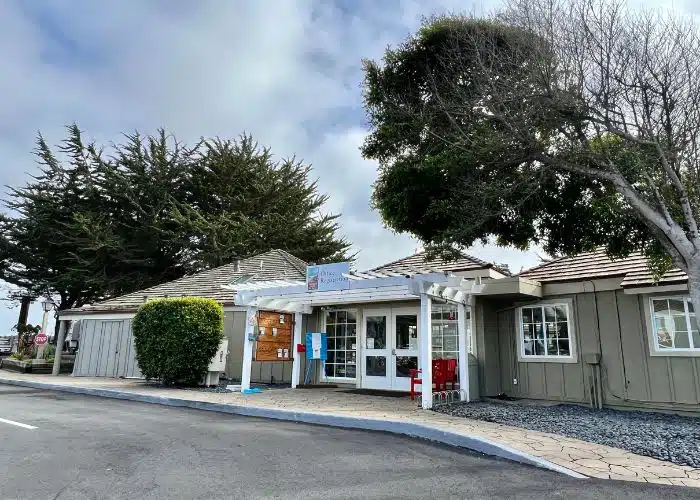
2;371;699;488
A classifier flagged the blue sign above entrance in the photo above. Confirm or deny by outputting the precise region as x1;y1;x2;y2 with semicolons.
306;262;350;291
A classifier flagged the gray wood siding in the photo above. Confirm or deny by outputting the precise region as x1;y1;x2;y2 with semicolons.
475;299;502;397
225;310;317;384
73;319;141;378
485;290;700;412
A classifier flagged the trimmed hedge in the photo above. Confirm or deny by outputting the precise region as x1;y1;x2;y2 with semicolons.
132;297;224;385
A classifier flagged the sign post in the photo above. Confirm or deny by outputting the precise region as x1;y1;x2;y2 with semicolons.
34;332;49;359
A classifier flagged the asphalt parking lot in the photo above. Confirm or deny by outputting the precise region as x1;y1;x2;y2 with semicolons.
0;384;698;499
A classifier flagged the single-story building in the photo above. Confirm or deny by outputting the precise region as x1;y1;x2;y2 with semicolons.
57;249;311;383
488;250;700;414
53;247;700;414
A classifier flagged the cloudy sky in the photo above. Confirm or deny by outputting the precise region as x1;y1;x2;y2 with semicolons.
0;0;695;332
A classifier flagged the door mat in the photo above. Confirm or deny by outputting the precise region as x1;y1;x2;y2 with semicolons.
340;389;410;398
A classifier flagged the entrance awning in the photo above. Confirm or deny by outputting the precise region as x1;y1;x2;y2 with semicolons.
225;270;481;408
226;271;480;313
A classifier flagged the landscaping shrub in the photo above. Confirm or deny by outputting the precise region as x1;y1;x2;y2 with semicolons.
132;297;224;385
42;344;56;360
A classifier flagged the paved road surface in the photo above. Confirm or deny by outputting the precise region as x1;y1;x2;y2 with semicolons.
0;384;697;500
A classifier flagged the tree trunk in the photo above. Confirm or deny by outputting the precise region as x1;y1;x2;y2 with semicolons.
16;296;31;328
687;264;700;326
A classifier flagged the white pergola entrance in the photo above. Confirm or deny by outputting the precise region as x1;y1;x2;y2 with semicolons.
228;270;480;409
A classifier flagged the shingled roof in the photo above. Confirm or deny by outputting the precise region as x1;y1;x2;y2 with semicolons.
69;249;307;314
519;249;687;288
370;250;510;276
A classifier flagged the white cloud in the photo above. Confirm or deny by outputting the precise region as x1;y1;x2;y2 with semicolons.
0;0;690;332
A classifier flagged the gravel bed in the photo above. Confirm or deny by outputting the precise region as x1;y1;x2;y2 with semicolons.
435;401;700;468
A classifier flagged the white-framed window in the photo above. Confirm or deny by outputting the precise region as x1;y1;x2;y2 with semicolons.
431;303;472;359
323;309;357;379
650;297;700;352
518;303;576;362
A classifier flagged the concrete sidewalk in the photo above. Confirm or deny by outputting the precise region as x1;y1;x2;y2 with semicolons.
1;372;699;488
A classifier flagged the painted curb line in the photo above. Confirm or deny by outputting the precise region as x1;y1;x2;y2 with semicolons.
0;377;586;479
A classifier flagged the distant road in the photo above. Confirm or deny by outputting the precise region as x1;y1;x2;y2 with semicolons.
0;384;697;499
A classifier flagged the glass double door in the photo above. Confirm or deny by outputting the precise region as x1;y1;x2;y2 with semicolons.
362;307;419;391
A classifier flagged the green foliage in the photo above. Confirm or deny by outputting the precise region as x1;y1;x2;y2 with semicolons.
132;297;224;385
0;127;351;312
11;323;41;357
42;344;56;361
361;12;697;270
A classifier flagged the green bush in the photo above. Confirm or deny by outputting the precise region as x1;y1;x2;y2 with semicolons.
132;297;224;385
42;344;56;360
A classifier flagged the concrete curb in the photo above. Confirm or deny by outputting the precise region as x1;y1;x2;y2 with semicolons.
0;377;586;479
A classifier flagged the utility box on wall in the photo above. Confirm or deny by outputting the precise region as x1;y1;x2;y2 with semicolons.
255;311;293;361
202;339;229;387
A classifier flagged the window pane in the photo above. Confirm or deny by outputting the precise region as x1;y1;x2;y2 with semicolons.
347;324;357;337
674;316;688;333
558;339;570;356
347;351;356;364
347;337;357;350
653;299;668;313
675;331;691;349
656;325;673;348
524;340;534;356
325;363;335;377
533;307;543;323
346;310;357;323
521;308;533;324
366;316;386;349
523;324;533;341
544;306;556;322
535;323;545;340
545;323;557;340
336;351;346;364
336;337;346;350
558;322;569;339
669;299;685;315
395;315;417;350
366;356;386;376
346;365;356;378
547;338;557;354
555;305;568;322
395;356;418;378
535;340;545;356
432;310;443;320
326;324;336;337
444;335;458;351
327;337;336;350
336;310;347;323
693;330;700;349
326;311;336;324
326;351;335;363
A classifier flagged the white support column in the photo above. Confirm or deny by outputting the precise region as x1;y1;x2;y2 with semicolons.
241;306;258;391
419;293;433;409
291;312;303;389
457;302;470;402
52;320;68;376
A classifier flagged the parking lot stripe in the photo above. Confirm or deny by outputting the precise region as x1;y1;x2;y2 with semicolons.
0;417;37;430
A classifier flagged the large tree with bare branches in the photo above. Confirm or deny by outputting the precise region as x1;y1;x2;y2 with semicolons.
362;0;700;311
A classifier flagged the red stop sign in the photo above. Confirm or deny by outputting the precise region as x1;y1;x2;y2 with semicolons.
34;333;48;346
